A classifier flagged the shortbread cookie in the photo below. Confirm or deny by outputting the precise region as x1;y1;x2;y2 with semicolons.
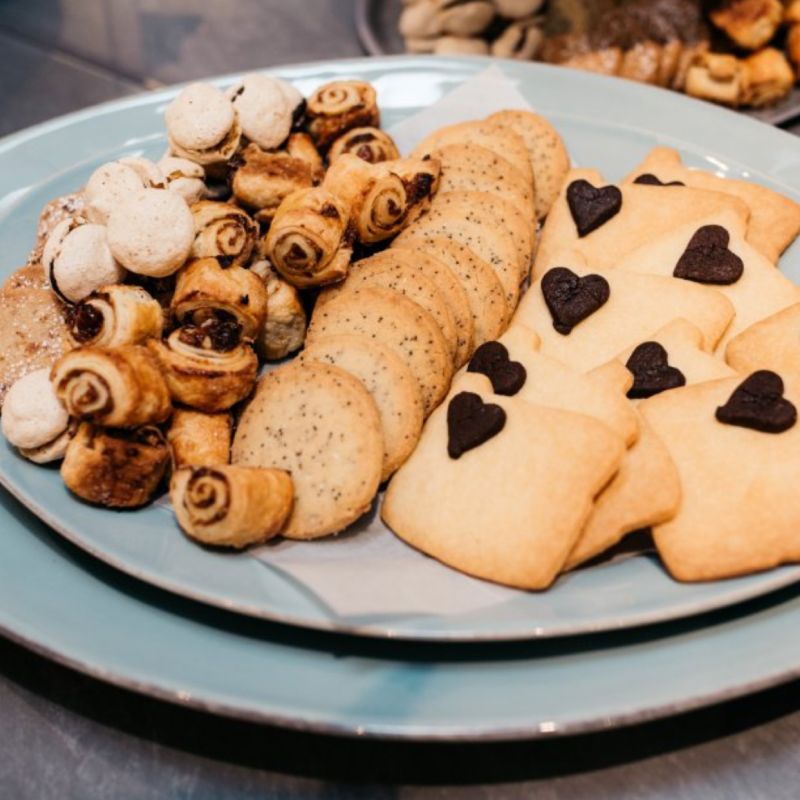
431;142;536;220
232;361;384;539
486;109;571;219
394;209;521;308
383;372;625;589
391;236;511;346
317;255;459;365
726;303;800;375
623;146;800;263
533;168;750;278
615;211;800;350
306;287;453;415
301;334;424;481
514;256;735;371
642;372;800;581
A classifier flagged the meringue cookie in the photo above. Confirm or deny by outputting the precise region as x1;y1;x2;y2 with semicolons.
157;156;207;205
166;83;242;166
42;217;126;303
118;157;166;189
275;78;306;125
107;189;194;278
2;368;70;460
84;162;148;224
228;73;293;150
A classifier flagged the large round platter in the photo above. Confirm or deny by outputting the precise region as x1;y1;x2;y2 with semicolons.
1;57;800;642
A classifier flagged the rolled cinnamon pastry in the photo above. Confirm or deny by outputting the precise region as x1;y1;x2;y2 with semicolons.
171;257;267;339
328;127;400;165
286;133;324;181
250;260;307;360
148;322;258;412
66;285;163;348
190;201;258;269
305;80;379;151
386;156;442;219
263;187;353;288
230;143;315;223
61;423;169;508
171;465;293;548
167;408;231;469
51;345;172;427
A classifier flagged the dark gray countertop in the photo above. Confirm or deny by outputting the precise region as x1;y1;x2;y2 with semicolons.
2;2;800;796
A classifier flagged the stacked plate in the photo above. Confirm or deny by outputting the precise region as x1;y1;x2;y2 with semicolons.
2;56;800;740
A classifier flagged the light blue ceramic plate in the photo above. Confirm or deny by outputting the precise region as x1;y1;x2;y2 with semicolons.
2;57;800;644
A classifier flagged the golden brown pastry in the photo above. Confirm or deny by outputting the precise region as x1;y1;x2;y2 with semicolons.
148;322;258;412
710;0;782;51
741;47;795;107
285;133;324;181
66;284;163;348
305;80;380;151
788;23;800;78
328;127;400;165
787;1;800;24
171;257;268;340
685;52;745;106
562;48;624;76
51;345;172;427
671;40;710;91
263;187;353;288
230;142;315;223
190;201;258;269
250;260;307;360
166;408;232;469
656;40;684;87
61;423;169;509
619;41;662;84
170;465;293;548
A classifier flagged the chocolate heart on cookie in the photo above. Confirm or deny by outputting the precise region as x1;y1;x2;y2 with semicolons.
633;174;685;187
566;179;622;237
626;341;686;399
541;267;610;335
467;342;526;396
447;391;506;459
674;225;744;285
716;370;797;433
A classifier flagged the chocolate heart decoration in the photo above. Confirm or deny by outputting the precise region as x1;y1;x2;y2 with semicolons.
633;173;685;187
447;391;506;459
566;179;623;237
541;267;610;335
716;370;797;434
625;341;686;399
467;342;527;396
674;225;744;285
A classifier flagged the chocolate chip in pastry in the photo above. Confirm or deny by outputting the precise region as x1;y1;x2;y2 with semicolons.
66;284;164;349
250;260;307;360
167;408;232;469
263;187;353;288
148;322;258;412
228;73;294;151
158;156;207;205
328;127;400;165
171;257;267;339
51;344;172;427
42;216;126;304
171;465;293;548
61;423;169;508
305;80;380;151
189;200;258;269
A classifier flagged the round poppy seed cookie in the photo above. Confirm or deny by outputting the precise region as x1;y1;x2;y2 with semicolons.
232;361;383;539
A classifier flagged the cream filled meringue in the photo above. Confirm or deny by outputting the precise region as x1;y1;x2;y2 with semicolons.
84;162;149;224
157;156;207;205
2;368;70;460
42;217;126;303
106;189;194;278
228;73;293;150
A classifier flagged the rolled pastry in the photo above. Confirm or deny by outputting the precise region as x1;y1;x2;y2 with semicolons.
66;285;163;348
305;80;380;151
263;187;353;288
250;260;307;360
1;368;70;463
171;465;293;548
230;143;315;223
167;408;231;468
158;156;207;205
328;127;400;164
51;345;172;427
166;82;242;166
61;423;169;508
171;257;267;339
42;217;126;303
148;323;258;412
286;133;324;181
385;156;441;221
190;200;258;268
